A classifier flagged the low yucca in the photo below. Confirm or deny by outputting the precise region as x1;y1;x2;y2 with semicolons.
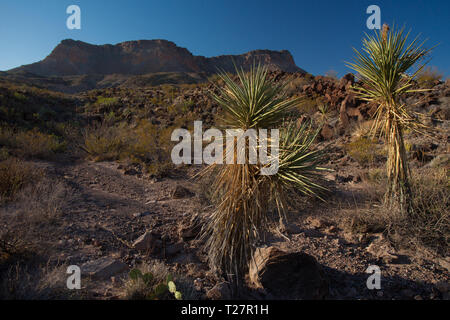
201;64;326;283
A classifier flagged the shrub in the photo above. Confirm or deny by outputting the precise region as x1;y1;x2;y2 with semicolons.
83;123;128;161
416;66;443;88
345;137;384;165
15;129;66;159
0;158;41;202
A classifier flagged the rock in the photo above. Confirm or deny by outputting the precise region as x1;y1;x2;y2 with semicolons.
340;73;355;85
400;289;415;298
427;154;450;168
133;231;157;252
206;282;231;300
365;237;402;264
435;281;450;294
305;216;328;229
81;257;128;280
280;222;302;234
320;124;334;140
248;247;328;299
178;213;203;240
438;258;450;272
133;211;152;218
172;185;195;199
165;242;184;256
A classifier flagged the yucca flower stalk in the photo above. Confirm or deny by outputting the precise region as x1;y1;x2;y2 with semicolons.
201;64;326;283
347;24;432;213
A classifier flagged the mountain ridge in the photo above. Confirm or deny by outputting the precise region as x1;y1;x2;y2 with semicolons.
9;39;305;77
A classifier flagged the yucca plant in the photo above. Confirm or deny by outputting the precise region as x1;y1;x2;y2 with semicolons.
201;64;326;284
347;24;432;213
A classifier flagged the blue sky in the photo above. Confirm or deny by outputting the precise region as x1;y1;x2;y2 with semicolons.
0;0;448;77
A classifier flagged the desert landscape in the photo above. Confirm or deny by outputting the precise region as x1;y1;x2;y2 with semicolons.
0;20;448;302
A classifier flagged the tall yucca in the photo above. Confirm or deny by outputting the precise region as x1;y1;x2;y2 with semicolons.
201;64;326;283
347;24;431;213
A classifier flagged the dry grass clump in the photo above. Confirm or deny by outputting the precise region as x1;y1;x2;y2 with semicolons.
0;158;42;202
349;168;449;255
0;175;68;262
0;262;85;300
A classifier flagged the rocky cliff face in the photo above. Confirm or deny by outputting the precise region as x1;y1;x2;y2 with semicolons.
10;39;304;76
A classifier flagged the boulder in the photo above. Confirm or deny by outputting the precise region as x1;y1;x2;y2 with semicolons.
248;247;328;299
133;231;157;252
81;257;128;280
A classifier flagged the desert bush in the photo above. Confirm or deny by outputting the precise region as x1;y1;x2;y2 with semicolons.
416;66;443;88
0;158;41;202
82;122;128;161
14;129;66;159
345;137;384;165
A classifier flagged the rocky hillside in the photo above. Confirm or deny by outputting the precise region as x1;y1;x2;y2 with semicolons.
9;39;304;76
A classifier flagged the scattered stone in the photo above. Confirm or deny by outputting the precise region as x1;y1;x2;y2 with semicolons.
178;213;203;240
400;289;415;298
248;247;328;299
81;257;128;280
366;239;402;264
172;185;195;199
438;258;450;272
320;124;334;140
165;242;184;256
280;222;302;234
325;225;337;234
133;231;157;252
206;282;231;300
133;211;152;218
435;281;450;294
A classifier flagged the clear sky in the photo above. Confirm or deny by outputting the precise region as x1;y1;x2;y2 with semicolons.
0;0;448;77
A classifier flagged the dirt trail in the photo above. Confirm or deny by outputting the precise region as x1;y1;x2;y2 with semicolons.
13;159;449;300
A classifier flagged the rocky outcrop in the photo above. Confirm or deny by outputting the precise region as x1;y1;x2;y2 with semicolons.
248;246;329;299
9;39;304;77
